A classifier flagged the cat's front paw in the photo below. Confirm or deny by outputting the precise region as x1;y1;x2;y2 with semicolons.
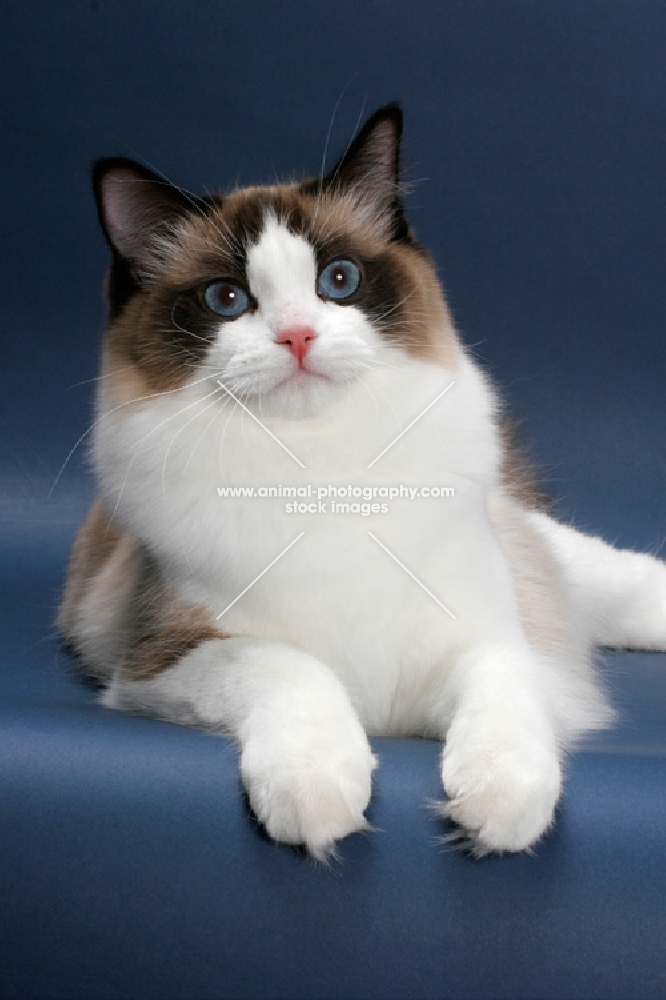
439;713;562;855
240;709;377;859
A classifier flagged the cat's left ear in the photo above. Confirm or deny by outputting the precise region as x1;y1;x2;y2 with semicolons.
323;103;409;240
92;158;200;277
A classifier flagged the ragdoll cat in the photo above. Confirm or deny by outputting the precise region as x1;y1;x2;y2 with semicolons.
59;104;666;858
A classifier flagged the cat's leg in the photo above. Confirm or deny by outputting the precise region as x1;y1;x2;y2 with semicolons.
103;637;377;859
529;511;666;650
433;508;566;854
439;641;562;854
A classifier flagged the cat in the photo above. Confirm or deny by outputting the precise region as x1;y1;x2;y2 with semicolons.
58;103;666;858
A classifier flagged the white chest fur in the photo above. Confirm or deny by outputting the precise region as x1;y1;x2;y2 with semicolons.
95;350;504;733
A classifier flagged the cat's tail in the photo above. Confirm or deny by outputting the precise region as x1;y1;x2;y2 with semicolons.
530;511;666;651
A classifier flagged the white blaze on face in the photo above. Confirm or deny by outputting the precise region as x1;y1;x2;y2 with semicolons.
203;212;380;416
246;215;319;335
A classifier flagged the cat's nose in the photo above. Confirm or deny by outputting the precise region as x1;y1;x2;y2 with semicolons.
276;326;317;365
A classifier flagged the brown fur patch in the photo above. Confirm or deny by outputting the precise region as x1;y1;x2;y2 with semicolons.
99;339;156;412
499;417;551;512
490;491;574;662
58;501;141;681
121;557;224;679
58;499;127;642
59;503;225;680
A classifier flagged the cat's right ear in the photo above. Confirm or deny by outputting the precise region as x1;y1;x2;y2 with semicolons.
322;103;410;241
92;158;197;276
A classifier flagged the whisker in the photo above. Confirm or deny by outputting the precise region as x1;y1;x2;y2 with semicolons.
179;395;234;483
49;367;226;496
64;366;136;390
110;383;225;520
161;392;224;499
371;288;418;325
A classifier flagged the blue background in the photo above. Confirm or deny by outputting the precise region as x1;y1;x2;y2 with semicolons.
2;3;666;998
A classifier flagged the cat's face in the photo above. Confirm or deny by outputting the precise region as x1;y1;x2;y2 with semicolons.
203;207;379;418
94;105;457;418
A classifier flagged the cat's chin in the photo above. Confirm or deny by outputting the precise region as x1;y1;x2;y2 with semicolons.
254;370;349;419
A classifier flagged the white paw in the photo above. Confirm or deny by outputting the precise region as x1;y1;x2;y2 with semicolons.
440;713;562;855
240;710;377;859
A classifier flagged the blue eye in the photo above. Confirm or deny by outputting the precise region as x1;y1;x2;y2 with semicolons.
317;259;361;301
204;281;250;318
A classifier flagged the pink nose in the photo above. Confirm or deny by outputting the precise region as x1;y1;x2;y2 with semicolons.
276;326;317;365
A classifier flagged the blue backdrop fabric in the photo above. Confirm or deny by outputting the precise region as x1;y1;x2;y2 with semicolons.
1;2;665;998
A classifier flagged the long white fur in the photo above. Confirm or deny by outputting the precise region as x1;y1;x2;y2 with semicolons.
530;512;666;650
95;219;666;856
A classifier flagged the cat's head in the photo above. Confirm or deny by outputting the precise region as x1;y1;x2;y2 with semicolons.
94;104;458;418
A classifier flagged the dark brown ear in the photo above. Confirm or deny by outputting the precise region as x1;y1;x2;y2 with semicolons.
92;158;199;273
323;103;409;240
